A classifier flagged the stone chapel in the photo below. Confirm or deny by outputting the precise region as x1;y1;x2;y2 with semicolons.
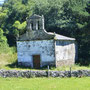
17;14;77;68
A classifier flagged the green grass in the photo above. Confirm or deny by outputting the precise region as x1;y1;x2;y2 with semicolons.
0;53;17;69
50;65;90;71
0;77;90;90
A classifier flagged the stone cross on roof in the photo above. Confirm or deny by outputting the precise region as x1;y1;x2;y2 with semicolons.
27;14;45;31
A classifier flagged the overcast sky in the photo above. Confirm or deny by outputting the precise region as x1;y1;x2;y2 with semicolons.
0;0;5;1
0;0;5;4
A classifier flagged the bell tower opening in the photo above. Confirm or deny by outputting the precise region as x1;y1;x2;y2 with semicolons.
31;23;33;30
38;21;40;30
27;14;45;31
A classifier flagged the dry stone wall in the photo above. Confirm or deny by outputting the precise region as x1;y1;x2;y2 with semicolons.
0;70;90;78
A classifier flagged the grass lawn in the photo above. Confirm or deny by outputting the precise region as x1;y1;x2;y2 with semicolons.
0;77;90;90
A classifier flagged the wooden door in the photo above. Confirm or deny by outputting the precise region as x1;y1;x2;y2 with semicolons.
33;55;40;69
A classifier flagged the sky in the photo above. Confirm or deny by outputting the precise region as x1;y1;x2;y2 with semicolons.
0;0;5;4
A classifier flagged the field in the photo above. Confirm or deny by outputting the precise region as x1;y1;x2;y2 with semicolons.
0;77;90;90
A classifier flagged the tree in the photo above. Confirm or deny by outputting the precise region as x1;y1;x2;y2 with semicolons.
13;21;26;36
86;1;90;13
0;7;8;28
0;28;8;49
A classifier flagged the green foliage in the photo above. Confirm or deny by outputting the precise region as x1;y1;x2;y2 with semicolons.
86;1;90;13
0;28;10;53
13;21;26;36
2;0;34;34
0;28;7;45
0;8;8;29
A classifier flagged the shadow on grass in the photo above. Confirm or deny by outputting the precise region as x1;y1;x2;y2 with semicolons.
6;60;49;70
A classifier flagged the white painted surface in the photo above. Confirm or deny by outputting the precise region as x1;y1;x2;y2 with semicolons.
55;41;75;61
17;40;55;67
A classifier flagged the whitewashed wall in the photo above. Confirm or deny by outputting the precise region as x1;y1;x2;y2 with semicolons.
55;41;75;61
17;40;55;67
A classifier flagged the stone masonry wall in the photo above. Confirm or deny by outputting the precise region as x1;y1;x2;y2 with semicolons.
17;40;55;68
55;41;75;64
56;60;74;67
0;70;90;78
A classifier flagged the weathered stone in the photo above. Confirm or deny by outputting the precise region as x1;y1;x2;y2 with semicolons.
56;60;74;67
